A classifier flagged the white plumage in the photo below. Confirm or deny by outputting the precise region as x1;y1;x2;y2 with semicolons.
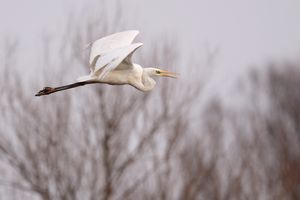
89;30;139;67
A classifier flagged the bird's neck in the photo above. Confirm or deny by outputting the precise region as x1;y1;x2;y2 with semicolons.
140;72;156;92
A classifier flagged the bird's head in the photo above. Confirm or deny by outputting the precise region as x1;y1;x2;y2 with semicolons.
146;68;179;78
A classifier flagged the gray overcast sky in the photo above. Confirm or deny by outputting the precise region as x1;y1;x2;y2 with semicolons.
1;0;300;91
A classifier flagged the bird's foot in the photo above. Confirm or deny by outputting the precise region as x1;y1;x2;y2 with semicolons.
35;87;56;96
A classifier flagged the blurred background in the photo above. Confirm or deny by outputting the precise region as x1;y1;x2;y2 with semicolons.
0;0;299;199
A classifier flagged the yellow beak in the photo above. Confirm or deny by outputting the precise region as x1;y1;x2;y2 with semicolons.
159;70;179;78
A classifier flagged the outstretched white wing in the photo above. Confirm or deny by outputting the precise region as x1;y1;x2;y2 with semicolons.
89;30;139;69
94;43;143;79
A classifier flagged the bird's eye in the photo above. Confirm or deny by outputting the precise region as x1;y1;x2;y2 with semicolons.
156;70;161;74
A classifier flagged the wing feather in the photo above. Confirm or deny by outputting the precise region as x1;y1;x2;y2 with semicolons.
89;30;139;69
94;43;143;79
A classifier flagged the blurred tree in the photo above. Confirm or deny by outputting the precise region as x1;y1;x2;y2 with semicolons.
208;64;300;200
0;1;211;200
1;0;299;198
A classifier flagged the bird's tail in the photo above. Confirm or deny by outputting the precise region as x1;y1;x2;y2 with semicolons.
77;75;95;82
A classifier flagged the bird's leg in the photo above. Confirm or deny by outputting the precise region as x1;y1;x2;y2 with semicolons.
35;81;98;96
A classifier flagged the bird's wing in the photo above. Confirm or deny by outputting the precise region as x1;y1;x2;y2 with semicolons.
89;30;139;69
94;43;143;79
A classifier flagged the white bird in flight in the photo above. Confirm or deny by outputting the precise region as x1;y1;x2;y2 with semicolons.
36;30;178;96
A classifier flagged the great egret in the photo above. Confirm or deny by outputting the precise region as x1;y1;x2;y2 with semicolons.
35;30;178;96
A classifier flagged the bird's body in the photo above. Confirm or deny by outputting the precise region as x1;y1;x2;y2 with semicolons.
36;30;177;96
79;64;156;91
